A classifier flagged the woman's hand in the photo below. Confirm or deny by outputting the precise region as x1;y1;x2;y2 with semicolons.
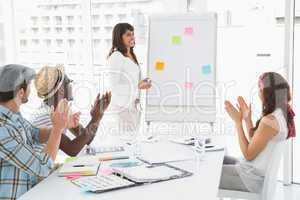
224;100;242;125
51;99;70;132
138;78;152;90
237;96;252;121
67;112;81;129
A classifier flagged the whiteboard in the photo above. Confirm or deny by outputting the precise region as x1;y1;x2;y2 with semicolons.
145;13;217;122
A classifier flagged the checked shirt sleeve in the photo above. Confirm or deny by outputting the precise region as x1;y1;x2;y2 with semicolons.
0;126;54;178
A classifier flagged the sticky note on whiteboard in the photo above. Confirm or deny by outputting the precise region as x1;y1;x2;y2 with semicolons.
202;64;212;75
171;36;182;45
184;82;193;89
184;27;194;35
155;61;165;71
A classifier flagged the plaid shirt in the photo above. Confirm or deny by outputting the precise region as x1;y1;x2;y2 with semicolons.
0;106;54;200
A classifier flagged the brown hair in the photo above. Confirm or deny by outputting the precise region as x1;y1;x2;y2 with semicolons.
252;72;295;139
0;81;28;102
108;23;139;65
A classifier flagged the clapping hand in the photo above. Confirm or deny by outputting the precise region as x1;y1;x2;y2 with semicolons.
90;92;112;121
51;99;70;131
237;96;252;121
67;112;81;129
224;100;242;124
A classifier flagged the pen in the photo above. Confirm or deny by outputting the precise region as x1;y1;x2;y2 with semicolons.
73;164;95;167
99;156;130;162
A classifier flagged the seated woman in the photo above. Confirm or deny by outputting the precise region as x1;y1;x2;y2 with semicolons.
220;72;296;193
31;65;111;156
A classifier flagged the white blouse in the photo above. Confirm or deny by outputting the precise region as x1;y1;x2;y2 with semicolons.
236;108;288;193
106;51;141;110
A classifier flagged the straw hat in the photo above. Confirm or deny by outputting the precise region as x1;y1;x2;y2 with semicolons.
35;65;65;99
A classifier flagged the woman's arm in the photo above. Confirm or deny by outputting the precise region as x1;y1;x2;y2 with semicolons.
237;96;254;139
225;100;278;161
245;117;254;139
239;116;278;161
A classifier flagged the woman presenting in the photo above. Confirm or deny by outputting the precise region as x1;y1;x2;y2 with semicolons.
107;23;151;134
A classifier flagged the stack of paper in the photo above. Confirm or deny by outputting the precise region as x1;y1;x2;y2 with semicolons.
58;164;100;177
58;156;100;177
113;165;182;183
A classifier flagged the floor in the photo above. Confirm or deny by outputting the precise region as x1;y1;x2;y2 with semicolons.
219;182;300;199
274;183;300;200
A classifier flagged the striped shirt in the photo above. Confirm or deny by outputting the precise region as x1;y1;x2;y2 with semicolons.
30;103;67;136
30;103;53;129
0;105;54;200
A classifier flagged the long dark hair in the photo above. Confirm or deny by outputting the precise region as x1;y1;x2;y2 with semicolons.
108;23;139;65
252;72;296;139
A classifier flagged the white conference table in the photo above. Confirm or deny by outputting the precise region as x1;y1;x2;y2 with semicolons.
19;137;225;200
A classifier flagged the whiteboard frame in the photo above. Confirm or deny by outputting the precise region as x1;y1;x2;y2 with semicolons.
145;12;217;123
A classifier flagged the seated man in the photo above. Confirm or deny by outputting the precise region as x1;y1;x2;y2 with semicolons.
0;64;70;200
31;65;111;156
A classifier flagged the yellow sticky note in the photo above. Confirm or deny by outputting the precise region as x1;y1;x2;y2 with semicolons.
80;170;96;175
155;61;165;71
172;36;182;45
65;157;78;163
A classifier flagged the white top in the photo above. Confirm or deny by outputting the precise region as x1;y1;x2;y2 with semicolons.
106;51;141;109
106;51;142;132
236;108;288;193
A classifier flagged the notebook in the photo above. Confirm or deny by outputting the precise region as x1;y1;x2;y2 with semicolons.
72;164;193;193
58;157;100;177
113;165;183;183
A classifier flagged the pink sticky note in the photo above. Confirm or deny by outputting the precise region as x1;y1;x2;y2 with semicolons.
99;168;114;176
65;175;81;180
184;82;193;89
64;173;82;177
184;27;194;35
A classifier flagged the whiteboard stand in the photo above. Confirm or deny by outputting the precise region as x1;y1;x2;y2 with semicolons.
145;13;217;135
144;120;215;137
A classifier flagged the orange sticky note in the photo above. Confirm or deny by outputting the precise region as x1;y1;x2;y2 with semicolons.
155;61;165;71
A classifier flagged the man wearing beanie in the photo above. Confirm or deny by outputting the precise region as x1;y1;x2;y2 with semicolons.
31;65;111;157
0;64;70;200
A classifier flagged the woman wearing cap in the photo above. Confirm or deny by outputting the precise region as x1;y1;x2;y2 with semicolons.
31;65;111;156
107;23;151;134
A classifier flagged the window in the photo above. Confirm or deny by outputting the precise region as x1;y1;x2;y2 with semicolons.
10;0;186;161
195;0;286;157
0;0;14;65
293;0;300;184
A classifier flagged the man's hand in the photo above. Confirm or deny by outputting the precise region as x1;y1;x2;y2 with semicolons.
90;92;112;121
51;99;70;132
67;112;81;129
